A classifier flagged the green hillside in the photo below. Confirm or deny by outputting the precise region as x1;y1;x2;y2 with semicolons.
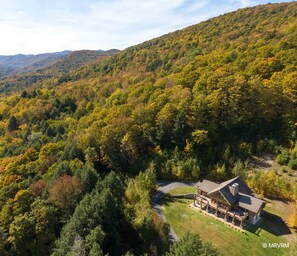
0;2;296;255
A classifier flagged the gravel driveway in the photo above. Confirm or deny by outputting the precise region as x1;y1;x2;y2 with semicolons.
152;181;198;242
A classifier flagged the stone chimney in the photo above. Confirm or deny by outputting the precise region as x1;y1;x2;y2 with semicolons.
229;183;239;196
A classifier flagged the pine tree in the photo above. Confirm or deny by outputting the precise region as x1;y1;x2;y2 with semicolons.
7;115;18;131
166;232;218;256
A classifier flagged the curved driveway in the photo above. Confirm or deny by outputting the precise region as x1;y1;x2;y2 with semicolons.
152;181;198;242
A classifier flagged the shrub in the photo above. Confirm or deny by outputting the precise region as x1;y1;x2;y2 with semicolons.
288;158;297;170
275;149;290;165
288;204;297;229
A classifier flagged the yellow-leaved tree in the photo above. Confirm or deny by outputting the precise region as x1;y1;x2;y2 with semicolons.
288;201;297;229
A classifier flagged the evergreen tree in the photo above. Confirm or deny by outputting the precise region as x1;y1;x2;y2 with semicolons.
20;90;28;98
7;115;18;131
166;233;218;256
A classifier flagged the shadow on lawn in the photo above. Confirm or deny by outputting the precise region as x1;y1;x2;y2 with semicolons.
161;195;190;207
152;191;173;207
247;210;291;236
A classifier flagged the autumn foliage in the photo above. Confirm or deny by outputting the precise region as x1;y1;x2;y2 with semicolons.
288;202;297;229
30;180;47;197
0;2;296;255
48;175;82;212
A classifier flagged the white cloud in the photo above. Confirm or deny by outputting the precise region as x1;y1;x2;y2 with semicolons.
0;0;292;55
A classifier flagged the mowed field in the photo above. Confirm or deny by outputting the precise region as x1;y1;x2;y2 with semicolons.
166;186;197;195
163;194;296;256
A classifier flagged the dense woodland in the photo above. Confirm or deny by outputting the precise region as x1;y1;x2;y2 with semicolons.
0;2;297;255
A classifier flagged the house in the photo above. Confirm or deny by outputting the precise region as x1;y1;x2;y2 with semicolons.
194;176;265;228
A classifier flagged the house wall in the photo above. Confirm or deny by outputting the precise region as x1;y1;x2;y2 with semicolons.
248;211;255;222
248;209;262;224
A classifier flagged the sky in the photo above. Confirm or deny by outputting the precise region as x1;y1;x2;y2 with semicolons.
0;0;293;55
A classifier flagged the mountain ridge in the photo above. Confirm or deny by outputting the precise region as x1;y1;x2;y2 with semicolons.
0;49;120;93
0;51;71;70
0;49;119;79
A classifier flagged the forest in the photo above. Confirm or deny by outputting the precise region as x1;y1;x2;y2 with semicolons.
0;2;297;255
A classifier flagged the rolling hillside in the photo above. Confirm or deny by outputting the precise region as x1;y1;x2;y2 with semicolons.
0;49;119;93
0;2;296;255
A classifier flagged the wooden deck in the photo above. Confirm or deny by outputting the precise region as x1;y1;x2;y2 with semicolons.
189;203;246;233
194;194;248;229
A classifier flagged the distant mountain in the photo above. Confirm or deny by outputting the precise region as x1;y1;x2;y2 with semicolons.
0;51;70;68
0;49;119;79
0;51;71;77
0;49;120;93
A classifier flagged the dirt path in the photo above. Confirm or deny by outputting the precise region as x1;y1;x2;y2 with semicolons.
249;154;297;181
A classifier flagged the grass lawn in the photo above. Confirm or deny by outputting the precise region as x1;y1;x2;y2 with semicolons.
264;199;293;222
163;198;296;256
167;186;197;195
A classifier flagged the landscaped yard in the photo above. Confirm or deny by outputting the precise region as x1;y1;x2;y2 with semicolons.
163;198;296;256
166;186;197;195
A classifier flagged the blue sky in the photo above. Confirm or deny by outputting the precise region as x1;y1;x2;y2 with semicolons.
0;0;293;55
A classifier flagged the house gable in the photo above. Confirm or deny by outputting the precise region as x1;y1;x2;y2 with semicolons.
210;190;232;206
